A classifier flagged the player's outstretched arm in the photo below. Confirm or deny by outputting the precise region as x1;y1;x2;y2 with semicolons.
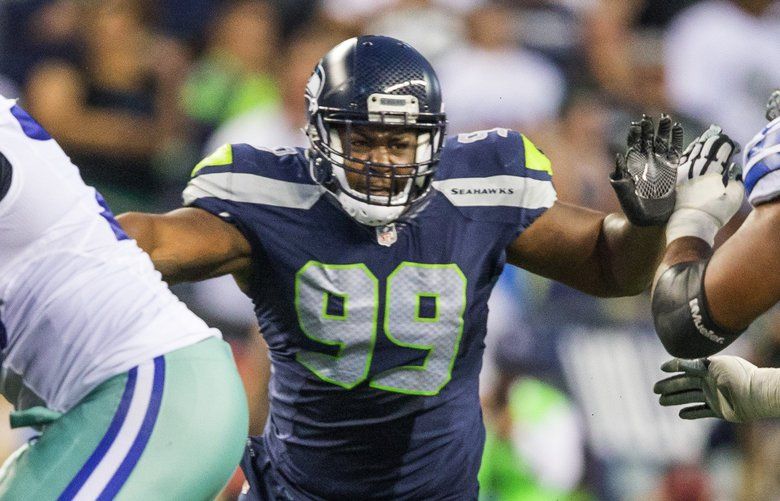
117;208;252;284
506;201;665;297
652;97;780;357
654;356;780;422
506;115;680;297
654;204;780;348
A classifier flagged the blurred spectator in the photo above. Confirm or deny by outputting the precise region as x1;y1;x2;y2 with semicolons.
364;0;468;63
649;463;713;501
533;89;621;213
181;0;281;144
480;370;587;500
583;0;699;112
320;0;396;27
157;0;220;44
205;25;352;152
436;2;566;134
664;0;780;144
505;0;588;84
0;0;82;87
24;0;191;212
0;76;17;100
267;0;321;43
558;327;720;500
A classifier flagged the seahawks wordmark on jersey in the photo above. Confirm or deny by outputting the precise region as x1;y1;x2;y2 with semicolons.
184;127;556;499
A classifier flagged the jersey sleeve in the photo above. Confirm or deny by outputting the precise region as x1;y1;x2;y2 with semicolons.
743;117;780;206
182;143;323;248
433;128;557;232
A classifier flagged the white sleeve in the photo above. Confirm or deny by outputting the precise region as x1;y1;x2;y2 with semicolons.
743;116;780;206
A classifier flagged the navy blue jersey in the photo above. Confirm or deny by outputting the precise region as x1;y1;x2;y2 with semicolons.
183;128;556;499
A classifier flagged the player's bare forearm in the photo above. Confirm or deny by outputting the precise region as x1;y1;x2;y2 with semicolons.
651;237;711;292
507;202;664;297
117;209;252;284
118;212;187;282
598;212;666;295
117;212;158;256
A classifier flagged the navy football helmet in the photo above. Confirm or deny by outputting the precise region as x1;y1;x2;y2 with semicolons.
305;35;447;226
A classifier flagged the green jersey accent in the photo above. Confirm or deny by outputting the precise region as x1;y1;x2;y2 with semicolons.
192;143;234;177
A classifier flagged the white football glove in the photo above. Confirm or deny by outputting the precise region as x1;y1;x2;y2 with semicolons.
654;356;780;422
665;125;745;245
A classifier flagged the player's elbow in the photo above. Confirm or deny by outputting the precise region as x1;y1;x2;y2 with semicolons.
117;212;157;253
654;320;724;358
651;260;743;358
595;267;652;298
615;278;651;297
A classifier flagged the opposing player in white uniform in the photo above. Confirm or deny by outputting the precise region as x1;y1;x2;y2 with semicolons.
0;96;248;499
652;91;780;422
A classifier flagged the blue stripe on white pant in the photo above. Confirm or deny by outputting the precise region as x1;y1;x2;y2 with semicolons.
59;356;166;501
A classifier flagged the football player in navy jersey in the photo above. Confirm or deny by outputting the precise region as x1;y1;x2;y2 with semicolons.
653;91;780;423
118;35;699;499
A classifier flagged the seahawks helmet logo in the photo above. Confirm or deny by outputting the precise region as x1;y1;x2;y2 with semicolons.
305;64;325;116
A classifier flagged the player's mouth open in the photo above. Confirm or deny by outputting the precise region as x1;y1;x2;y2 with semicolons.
367;184;393;196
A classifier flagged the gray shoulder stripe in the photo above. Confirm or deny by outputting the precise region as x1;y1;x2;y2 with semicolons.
432;175;557;208
183;172;325;209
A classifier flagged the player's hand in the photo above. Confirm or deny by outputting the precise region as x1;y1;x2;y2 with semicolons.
654;356;780;422
611;114;681;226
665;126;744;245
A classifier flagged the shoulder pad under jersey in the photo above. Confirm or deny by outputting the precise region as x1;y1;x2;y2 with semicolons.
183;144;324;209
432;128;556;224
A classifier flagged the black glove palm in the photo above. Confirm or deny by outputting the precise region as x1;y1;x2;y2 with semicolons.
610;115;683;226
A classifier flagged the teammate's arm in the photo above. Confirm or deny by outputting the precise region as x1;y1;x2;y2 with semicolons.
117;208;252;284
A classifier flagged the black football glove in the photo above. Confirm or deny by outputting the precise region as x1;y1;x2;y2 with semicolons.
610;114;683;226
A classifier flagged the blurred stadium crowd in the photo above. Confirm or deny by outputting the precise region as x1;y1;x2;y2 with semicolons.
0;0;779;499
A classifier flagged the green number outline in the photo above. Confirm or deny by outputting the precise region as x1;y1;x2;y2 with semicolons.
294;261;379;389
369;262;467;396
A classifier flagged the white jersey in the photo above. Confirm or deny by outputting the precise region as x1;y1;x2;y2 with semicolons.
744;115;780;206
0;97;219;413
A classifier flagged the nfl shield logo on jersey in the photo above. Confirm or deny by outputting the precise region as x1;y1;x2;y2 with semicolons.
376;224;398;247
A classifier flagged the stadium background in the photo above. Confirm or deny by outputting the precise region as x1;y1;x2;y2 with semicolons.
0;0;778;499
